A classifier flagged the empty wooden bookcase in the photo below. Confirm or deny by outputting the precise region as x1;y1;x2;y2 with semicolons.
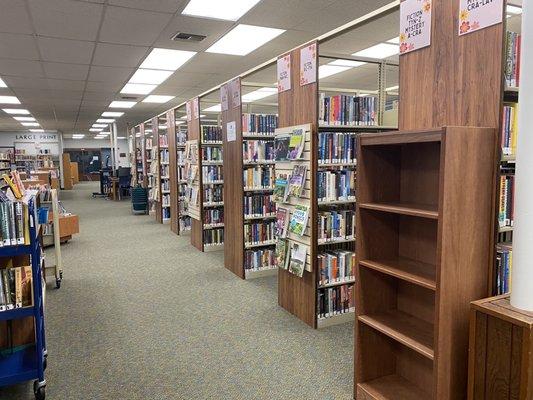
355;127;497;399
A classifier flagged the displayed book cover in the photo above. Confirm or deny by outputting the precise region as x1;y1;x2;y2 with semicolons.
273;173;289;203
20;266;32;308
288;128;305;160
287;165;307;198
275;207;290;238
274;135;290;161
275;239;289;269
288;242;308;278
289;205;309;236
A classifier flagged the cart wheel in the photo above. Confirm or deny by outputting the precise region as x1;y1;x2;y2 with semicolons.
55;279;61;289
43;357;47;370
34;382;46;400
59;271;63;279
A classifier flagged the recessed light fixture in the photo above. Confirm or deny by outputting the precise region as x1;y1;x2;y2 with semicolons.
102;111;124;117
97;118;115;123
129;69;173;85
139;48;197;71
29;129;45;132
241;87;277;103
117;136;126;140
203;104;222;112
179;114;205;119
92;124;107;128
386;85;399;91
206;24;285;56
121;83;157;95
0;78;7;88
89;128;103;132
352;42;399;59
99;132;111;136
95;136;106;139
21;122;39;127
143;95;175;104
14;116;36;122
0;96;21;104
182;0;262;21
72;134;85;139
328;59;366;68
3;108;30;115
507;5;522;14
109;101;136;109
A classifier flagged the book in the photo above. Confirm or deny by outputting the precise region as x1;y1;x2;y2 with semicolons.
317;210;356;243
318;284;355;319
274;135;290;161
3;174;22;199
288;242;307;277
0;271;6;311
273;173;289;203
243;193;275;217
274;239;289;269
244;221;275;245
288;128;305;160
319;93;377;126
274;207;290;238
20;266;32;307
243;165;275;190
287;165;307;198
242;113;278;135
288;205;309;236
244;248;275;271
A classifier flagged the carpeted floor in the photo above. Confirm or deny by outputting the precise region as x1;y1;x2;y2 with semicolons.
0;182;354;400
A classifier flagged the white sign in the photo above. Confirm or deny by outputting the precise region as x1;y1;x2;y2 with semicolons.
226;121;236;142
400;0;432;55
14;133;58;143
277;54;291;93
220;84;229;112
299;43;317;86
193;98;199;119
186;101;192;122
458;0;504;36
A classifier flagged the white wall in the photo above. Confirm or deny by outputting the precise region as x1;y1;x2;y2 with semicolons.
63;137;130;167
0;131;61;155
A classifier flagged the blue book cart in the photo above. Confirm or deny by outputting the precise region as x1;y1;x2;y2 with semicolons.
0;198;47;399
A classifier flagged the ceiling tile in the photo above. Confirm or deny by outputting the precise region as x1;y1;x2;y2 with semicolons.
38;37;95;64
42;62;90;81
3;76;50;90
92;43;149;68
88;65;134;83
85;81;122;93
83;91;115;101
0;59;44;78
0;33;40;60
108;0;186;13
28;0;104;41
99;6;173;46
0;0;34;34
46;79;86;91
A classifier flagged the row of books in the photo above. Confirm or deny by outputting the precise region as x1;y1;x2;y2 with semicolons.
244;248;275;271
318;132;357;164
318;250;356;286
244;193;276;218
187;187;199;207
317;284;355;319
202;166;223;182
162;194;170;207
317;170;356;202
319;93;377;126
243;165;275;190
505;31;521;88
176;129;187;145
496;244;512;295
177;149;186;164
0;201;30;246
501;103;517;156
317;210;355;244
0;266;32;311
160;149;169;163
161;165;169;177
204;208;223;225
202;126;222;143
275;239;308;277
145;138;153;149
0;162;10;170
179;216;191;231
204;186;223;203
244;221;276;246
204;228;224;246
162;180;170;191
242;113;278;135
159;135;168;147
202;146;223;162
499;173;514;229
163;207;170;220
243;140;275;162
275;205;310;238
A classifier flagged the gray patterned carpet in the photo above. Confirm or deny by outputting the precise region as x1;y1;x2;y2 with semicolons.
0;182;354;400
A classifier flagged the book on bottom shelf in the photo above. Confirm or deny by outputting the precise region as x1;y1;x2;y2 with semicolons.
0;266;32;311
318;284;355;319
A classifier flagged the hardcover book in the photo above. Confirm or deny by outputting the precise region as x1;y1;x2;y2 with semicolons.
273;173;289;203
287;165;307;198
288;128;305;160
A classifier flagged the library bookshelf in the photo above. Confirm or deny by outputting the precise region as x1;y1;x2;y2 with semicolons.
354;127;497;399
158;114;170;224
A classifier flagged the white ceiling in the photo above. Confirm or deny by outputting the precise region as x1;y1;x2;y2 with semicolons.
0;0;397;136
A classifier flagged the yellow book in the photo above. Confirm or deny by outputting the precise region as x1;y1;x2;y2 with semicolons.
3;174;22;199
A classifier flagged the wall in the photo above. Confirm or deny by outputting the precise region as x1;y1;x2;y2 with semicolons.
63;138;130;167
0;131;61;155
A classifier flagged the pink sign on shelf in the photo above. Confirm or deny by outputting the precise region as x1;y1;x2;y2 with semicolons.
193;98;199;119
458;0;504;36
400;0;432;55
277;54;291;92
230;78;241;108
186;101;192;122
220;84;229;112
299;43;317;86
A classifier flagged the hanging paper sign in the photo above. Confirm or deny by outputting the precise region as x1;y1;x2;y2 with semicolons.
230;78;241;108
399;0;432;54
186;101;192;122
226;121;236;142
458;0;504;36
220;84;229;112
193;98;199;119
277;54;291;92
300;43;317;86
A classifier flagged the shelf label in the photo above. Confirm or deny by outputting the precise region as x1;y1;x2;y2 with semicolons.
229;78;241;108
458;0;503;36
186;101;192;122
220;84;229;112
400;0;432;55
277;54;291;92
300;43;317;86
226;121;236;142
193;98;199;119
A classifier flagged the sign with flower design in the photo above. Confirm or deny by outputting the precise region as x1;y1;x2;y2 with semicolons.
400;0;432;55
277;54;291;93
193;97;199;119
300;43;317;86
220;84;229;112
186;101;192;122
458;0;503;36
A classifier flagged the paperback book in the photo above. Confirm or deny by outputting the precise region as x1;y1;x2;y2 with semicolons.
288;205;309;236
274;207;290;238
288;242;307;278
287;165;307;198
288;128;305;160
273;173;289;203
275;239;289;270
274;135;290;161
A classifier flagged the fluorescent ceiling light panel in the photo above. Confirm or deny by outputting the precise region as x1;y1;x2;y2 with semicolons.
203;104;222;112
117;136;126;140
121;83;157;95
0;78;6;88
142;95;175;104
507;5;522;14
352;42;399;59
129;69;173;85
319;65;352;79
328;59;366;68
3;108;30;115
92;124;107;128
386;37;400;44
0;96;20;104
175;121;185;125
89;128;103;132
386;85;399;91
72;135;85;139
139;48;196;71
182;0;262;21
95;136;105;139
97;119;115;123
158;125;167;130
99;132;111;136
109;101;136;109
241;87;277;103
21;122;39;127
206;24;285;56
14;116;36;122
102;111;124;117
29;129;45;132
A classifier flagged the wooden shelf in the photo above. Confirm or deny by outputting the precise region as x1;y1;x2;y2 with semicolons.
357;374;431;400
359;310;434;360
318;199;355;206
359;202;438;219
318;124;396;131
359;258;436;291
317;309;355;328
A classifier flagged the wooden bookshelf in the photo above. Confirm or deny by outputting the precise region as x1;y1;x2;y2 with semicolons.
355;127;497;399
158;114;170;224
151;117;162;223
